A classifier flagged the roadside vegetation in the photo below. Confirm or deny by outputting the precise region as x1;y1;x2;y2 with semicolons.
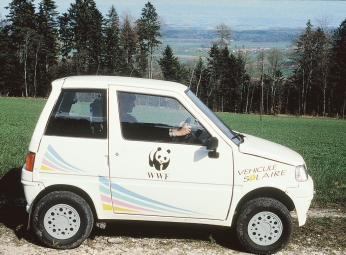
1;97;345;207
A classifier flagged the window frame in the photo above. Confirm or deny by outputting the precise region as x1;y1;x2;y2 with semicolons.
44;89;107;139
117;91;210;144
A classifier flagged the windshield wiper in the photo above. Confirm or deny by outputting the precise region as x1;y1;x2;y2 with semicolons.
231;132;244;144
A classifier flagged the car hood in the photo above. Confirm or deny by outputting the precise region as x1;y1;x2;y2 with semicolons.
238;134;304;166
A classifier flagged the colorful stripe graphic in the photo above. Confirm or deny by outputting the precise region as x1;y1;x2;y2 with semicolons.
99;176;199;216
40;145;85;173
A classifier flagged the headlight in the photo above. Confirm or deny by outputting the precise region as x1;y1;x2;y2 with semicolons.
295;165;308;182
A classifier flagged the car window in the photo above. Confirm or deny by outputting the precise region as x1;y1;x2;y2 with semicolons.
118;92;210;144
45;90;107;138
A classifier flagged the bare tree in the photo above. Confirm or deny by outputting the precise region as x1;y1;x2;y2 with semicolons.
257;51;266;121
21;29;36;97
267;48;285;114
215;23;232;48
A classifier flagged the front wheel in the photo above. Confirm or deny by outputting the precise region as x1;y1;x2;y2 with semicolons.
33;191;94;249
236;197;293;254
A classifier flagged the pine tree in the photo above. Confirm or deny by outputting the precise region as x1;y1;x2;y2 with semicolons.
293;20;317;114
330;19;346;117
62;0;104;74
58;12;73;58
206;44;247;112
0;26;18;96
158;45;185;83
136;1;161;78
35;0;59;96
103;6;126;75
120;14;138;76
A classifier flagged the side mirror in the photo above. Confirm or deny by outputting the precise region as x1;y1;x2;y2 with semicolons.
205;137;219;158
205;137;218;150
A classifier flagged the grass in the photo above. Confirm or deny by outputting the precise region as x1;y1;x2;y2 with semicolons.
0;97;345;207
0;97;46;176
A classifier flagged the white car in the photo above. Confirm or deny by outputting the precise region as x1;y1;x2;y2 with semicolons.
22;76;314;254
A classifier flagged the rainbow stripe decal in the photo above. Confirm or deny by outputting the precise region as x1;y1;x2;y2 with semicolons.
40;145;85;173
99;176;199;216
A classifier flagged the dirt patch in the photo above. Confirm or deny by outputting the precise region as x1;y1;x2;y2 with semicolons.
4;200;345;255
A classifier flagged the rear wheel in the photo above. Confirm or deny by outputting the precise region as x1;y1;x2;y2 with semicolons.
33;191;94;249
236;197;293;254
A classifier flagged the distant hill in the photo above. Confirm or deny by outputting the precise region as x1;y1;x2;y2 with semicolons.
163;28;302;43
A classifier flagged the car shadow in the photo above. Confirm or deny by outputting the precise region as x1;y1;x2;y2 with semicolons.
0;168;245;252
91;220;245;252
0;168;38;243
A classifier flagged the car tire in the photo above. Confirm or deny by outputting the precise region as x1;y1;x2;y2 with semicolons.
33;191;94;249
236;197;293;254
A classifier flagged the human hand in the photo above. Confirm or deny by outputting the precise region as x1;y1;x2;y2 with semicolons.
173;122;191;137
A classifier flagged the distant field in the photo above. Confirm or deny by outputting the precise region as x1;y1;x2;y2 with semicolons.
161;38;292;63
1;97;345;206
161;38;294;77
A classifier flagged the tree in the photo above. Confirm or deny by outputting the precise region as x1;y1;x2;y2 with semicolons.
35;0;59;96
215;23;232;48
158;45;185;83
313;27;331;116
136;1;162;79
0;26;18;96
5;0;36;97
292;20;333;116
205;44;246;112
266;48;285;114
292;20;316;115
189;57;206;97
103;6;126;75
330;18;346;117
120;14;138;76
257;51;266;120
61;0;104;75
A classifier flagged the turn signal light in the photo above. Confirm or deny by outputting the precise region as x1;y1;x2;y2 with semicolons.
25;152;36;172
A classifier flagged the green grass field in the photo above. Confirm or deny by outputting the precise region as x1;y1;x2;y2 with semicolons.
0;97;345;206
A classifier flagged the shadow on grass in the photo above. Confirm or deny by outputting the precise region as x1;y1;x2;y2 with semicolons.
0;168;245;252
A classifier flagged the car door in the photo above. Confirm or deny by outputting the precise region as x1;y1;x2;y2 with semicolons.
106;85;233;221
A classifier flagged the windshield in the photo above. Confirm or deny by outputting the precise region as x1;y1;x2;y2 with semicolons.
185;90;243;145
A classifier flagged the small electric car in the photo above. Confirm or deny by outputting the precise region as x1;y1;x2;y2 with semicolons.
22;76;314;254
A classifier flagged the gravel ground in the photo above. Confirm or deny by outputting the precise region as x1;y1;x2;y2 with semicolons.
0;169;345;255
0;204;345;255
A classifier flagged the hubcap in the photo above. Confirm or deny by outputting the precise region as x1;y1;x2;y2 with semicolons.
247;211;283;246
43;204;80;239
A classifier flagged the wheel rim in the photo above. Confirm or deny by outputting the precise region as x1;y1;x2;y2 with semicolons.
43;204;81;239
247;211;283;246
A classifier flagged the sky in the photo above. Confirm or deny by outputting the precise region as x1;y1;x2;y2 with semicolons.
1;0;346;30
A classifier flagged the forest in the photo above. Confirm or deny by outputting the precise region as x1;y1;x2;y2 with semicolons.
0;0;346;117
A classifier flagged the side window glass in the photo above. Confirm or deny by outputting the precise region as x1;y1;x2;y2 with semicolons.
118;92;210;144
45;90;107;138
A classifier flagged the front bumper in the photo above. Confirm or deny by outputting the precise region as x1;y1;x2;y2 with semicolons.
286;175;314;226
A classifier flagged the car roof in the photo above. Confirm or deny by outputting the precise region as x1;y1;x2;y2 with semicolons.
52;76;188;92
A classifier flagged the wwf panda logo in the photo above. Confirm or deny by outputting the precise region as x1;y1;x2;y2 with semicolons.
149;147;171;171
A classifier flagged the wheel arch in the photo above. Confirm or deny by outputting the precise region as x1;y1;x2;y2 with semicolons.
233;187;295;222
30;185;98;221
